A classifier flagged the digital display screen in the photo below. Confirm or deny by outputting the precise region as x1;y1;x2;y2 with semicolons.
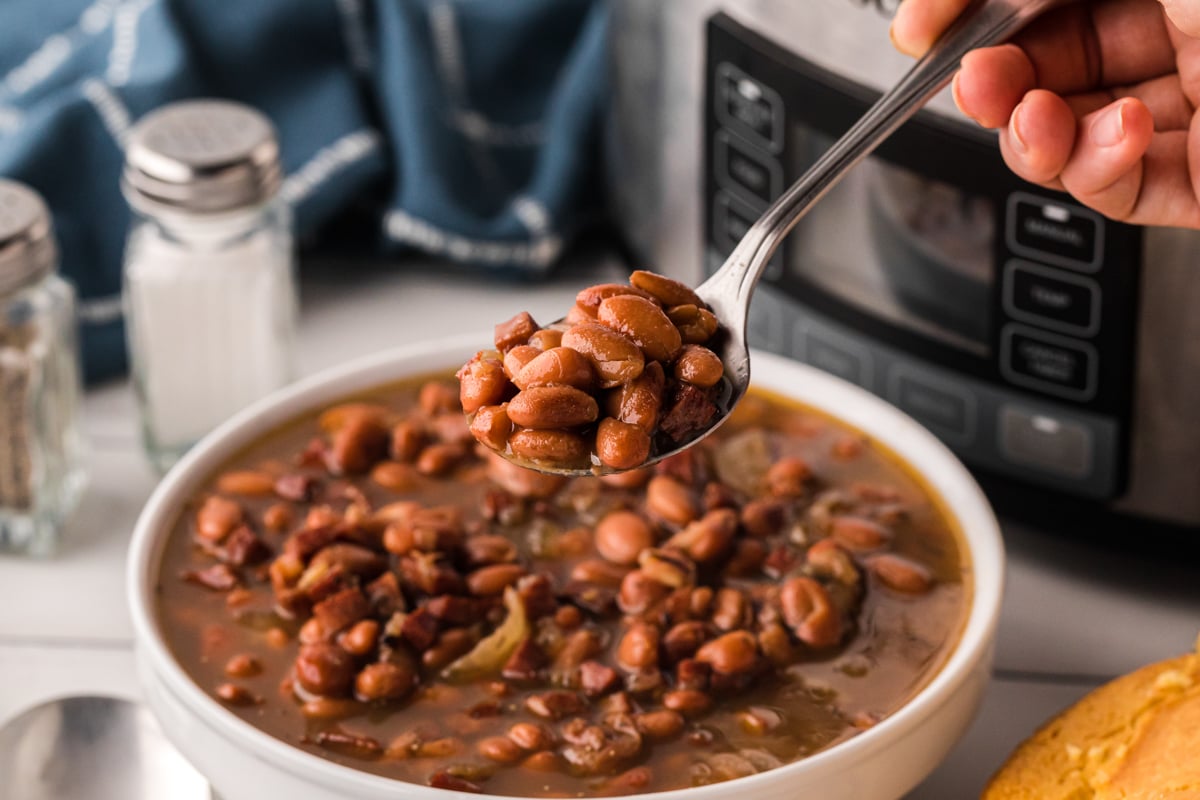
782;127;997;358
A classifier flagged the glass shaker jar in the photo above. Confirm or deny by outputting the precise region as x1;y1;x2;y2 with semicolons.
121;99;298;472
0;179;86;556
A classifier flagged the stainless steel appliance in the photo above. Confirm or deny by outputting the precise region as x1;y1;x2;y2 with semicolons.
607;0;1200;532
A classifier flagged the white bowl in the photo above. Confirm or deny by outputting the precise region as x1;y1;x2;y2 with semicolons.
127;335;1004;800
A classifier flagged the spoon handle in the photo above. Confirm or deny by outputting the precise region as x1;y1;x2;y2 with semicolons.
697;0;1074;326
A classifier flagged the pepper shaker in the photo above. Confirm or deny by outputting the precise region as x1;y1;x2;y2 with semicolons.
121;99;298;472
0;179;86;556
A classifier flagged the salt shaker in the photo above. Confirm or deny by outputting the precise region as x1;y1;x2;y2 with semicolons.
0;179;86;556
121;99;298;472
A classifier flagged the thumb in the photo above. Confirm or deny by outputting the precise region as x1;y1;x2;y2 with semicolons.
1159;0;1200;37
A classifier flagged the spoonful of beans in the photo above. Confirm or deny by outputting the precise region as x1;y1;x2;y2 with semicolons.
460;0;1072;476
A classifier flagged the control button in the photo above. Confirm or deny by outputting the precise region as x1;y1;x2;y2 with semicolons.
998;406;1093;479
889;366;976;445
1007;192;1104;271
1003;260;1100;336
799;324;872;388
715;62;784;153
716;130;782;208
1001;324;1098;401
713;191;783;281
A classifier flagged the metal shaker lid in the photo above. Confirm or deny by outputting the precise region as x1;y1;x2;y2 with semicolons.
122;99;282;214
0;179;57;295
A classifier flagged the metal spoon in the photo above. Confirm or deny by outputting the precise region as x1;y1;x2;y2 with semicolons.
504;0;1071;476
0;695;211;800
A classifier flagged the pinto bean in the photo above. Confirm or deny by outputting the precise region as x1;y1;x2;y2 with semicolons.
508;722;555;752
673;345;724;388
595;418;652;471
635;709;685;740
513;347;596;391
576;282;662;313
355;662;416;701
829;516;892;551
766;456;812;498
419;382;460;416
508;429;589;465
370;460;418;492
695;631;759;675
662;621;708;664
869;553;933;594
605;361;665;434
617;621;660;670
645;475;698;527
666;304;719;344
561;322;645;389
711;588;750;631
215;683;258;706
595;510;655;566
224;654;262;678
478;736;524;763
466;563;527;596
598;295;683;363
741;497;788;538
630;270;703;309
389;419;427;463
415;443;466;476
503;345;542;381
667;508;737;563
468;404;513;452
216;470;276;496
617;569;670;615
295;642;356;697
571;558;630;589
779;576;843;648
528;328;564;351
339;620;380;657
637;548;696;589
661;689;712;716
485;451;568;498
329;414;390;475
196;496;242;542
507;385;599;429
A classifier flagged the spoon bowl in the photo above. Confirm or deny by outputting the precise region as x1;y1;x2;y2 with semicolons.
0;695;210;800
502;0;1072;477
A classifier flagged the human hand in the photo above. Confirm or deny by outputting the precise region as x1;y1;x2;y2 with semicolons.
891;0;1200;228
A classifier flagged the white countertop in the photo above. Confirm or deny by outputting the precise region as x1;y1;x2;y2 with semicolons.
1;254;1197;798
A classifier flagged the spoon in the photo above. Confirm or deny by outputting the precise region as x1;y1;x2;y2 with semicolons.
506;0;1072;477
0;695;211;800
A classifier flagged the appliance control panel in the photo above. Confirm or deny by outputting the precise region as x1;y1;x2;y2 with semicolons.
703;13;1142;501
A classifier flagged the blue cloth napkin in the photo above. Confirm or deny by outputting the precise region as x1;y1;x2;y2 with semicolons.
0;0;608;382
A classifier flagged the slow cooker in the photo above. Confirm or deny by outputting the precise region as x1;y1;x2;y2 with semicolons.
606;0;1200;535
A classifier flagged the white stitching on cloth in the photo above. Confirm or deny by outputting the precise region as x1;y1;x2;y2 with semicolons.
451;110;543;147
383;209;562;269
81;78;131;147
333;0;373;74
280;128;382;206
106;0;157;87
77;293;124;324
2;0;124;100
512;195;550;235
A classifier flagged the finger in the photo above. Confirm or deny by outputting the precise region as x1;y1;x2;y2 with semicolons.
1058;98;1156;220
1065;74;1195;131
1160;0;1200;38
1014;2;1175;95
890;0;972;57
1118;130;1200;227
952;45;1036;128
996;90;1077;186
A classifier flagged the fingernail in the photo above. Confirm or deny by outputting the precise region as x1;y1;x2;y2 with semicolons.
1091;102;1126;148
1009;102;1029;155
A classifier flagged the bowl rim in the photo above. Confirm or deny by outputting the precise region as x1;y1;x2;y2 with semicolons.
127;333;1004;800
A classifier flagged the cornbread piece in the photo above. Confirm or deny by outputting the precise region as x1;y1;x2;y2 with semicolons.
984;635;1200;800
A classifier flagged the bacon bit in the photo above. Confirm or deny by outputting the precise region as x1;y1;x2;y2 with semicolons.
182;563;239;592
